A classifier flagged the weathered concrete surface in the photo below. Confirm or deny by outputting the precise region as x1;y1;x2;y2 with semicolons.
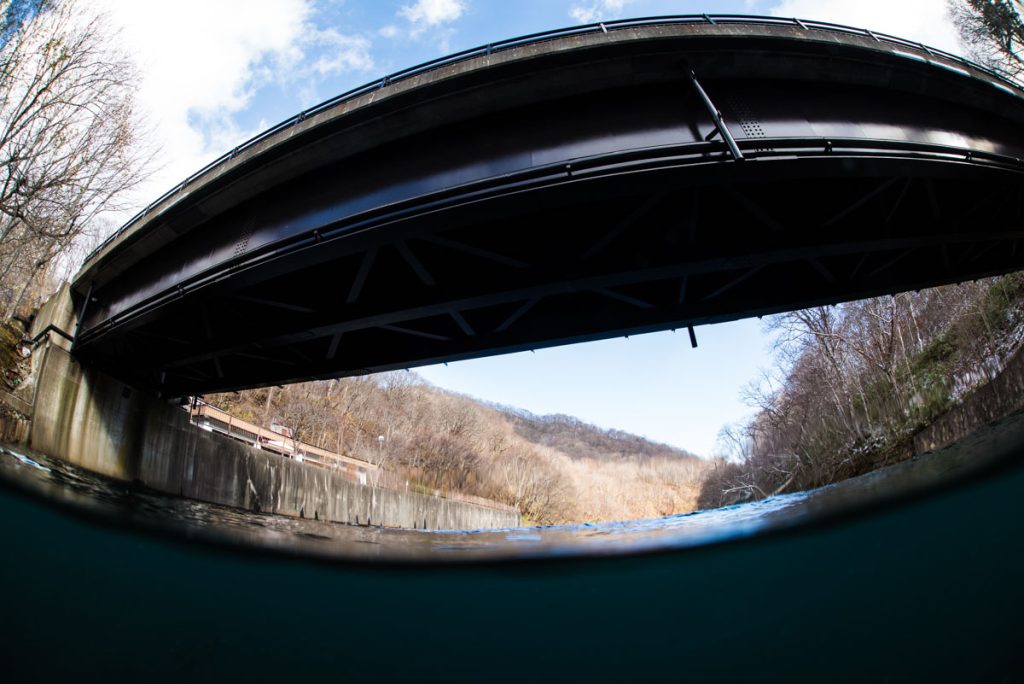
25;343;517;529
914;345;1024;455
12;286;517;529
29;282;76;351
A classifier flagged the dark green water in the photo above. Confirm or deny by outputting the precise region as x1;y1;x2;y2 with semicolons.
1;413;1023;682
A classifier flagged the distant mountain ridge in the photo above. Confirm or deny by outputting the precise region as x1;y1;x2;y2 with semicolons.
492;404;698;462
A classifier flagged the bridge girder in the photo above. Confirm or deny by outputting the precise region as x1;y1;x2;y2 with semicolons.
69;18;1024;395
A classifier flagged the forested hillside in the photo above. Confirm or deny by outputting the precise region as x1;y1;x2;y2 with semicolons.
700;273;1024;508
502;408;695;462
207;376;705;524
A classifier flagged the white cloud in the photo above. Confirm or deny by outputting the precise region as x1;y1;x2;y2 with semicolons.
91;0;310;213
770;0;962;55
311;28;374;75
569;0;635;25
393;0;467;53
399;0;466;35
90;0;375;224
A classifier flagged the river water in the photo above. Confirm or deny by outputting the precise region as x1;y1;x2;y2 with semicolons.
0;409;1022;563
0;441;816;562
1;414;1022;680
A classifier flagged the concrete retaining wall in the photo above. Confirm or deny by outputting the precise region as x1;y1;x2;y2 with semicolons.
29;284;76;352
14;287;517;530
913;347;1024;455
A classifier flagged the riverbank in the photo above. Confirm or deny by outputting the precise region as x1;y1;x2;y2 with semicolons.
700;275;1024;508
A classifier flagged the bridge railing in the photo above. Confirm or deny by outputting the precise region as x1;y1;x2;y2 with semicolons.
82;14;1022;269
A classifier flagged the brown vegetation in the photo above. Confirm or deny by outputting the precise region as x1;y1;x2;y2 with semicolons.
0;0;150;319
208;376;707;525
0;318;23;380
698;274;1024;509
950;0;1024;81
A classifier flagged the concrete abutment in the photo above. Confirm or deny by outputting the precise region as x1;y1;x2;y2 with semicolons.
6;286;518;531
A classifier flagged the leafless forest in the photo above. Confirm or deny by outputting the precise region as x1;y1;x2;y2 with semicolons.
208;379;707;524
700;273;1024;507
0;0;150;321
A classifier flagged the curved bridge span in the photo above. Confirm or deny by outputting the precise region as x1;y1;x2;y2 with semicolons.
72;16;1024;395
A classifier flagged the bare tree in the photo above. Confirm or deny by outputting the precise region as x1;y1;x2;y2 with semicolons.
950;0;1024;81
697;269;1024;509
209;369;705;524
0;0;151;318
491;443;572;524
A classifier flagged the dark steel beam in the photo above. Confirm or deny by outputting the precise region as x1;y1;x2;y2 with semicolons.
884;177;912;225
347;248;377;304
823;177;901;228
229;294;316;314
965;240;1002;265
704;265;765;301
133;229;1024;374
379;324;450;341
595;288;655;309
395;241;435;286
866;247;918;279
581;194;665;260
495;297;541;333
727;186;782;232
235;351;297;366
449;311;476;336
326;332;343;360
806;258;837;284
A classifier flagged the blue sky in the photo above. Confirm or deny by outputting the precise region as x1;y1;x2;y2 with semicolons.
95;0;962;456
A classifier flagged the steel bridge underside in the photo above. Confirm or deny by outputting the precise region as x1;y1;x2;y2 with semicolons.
70;23;1024;396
